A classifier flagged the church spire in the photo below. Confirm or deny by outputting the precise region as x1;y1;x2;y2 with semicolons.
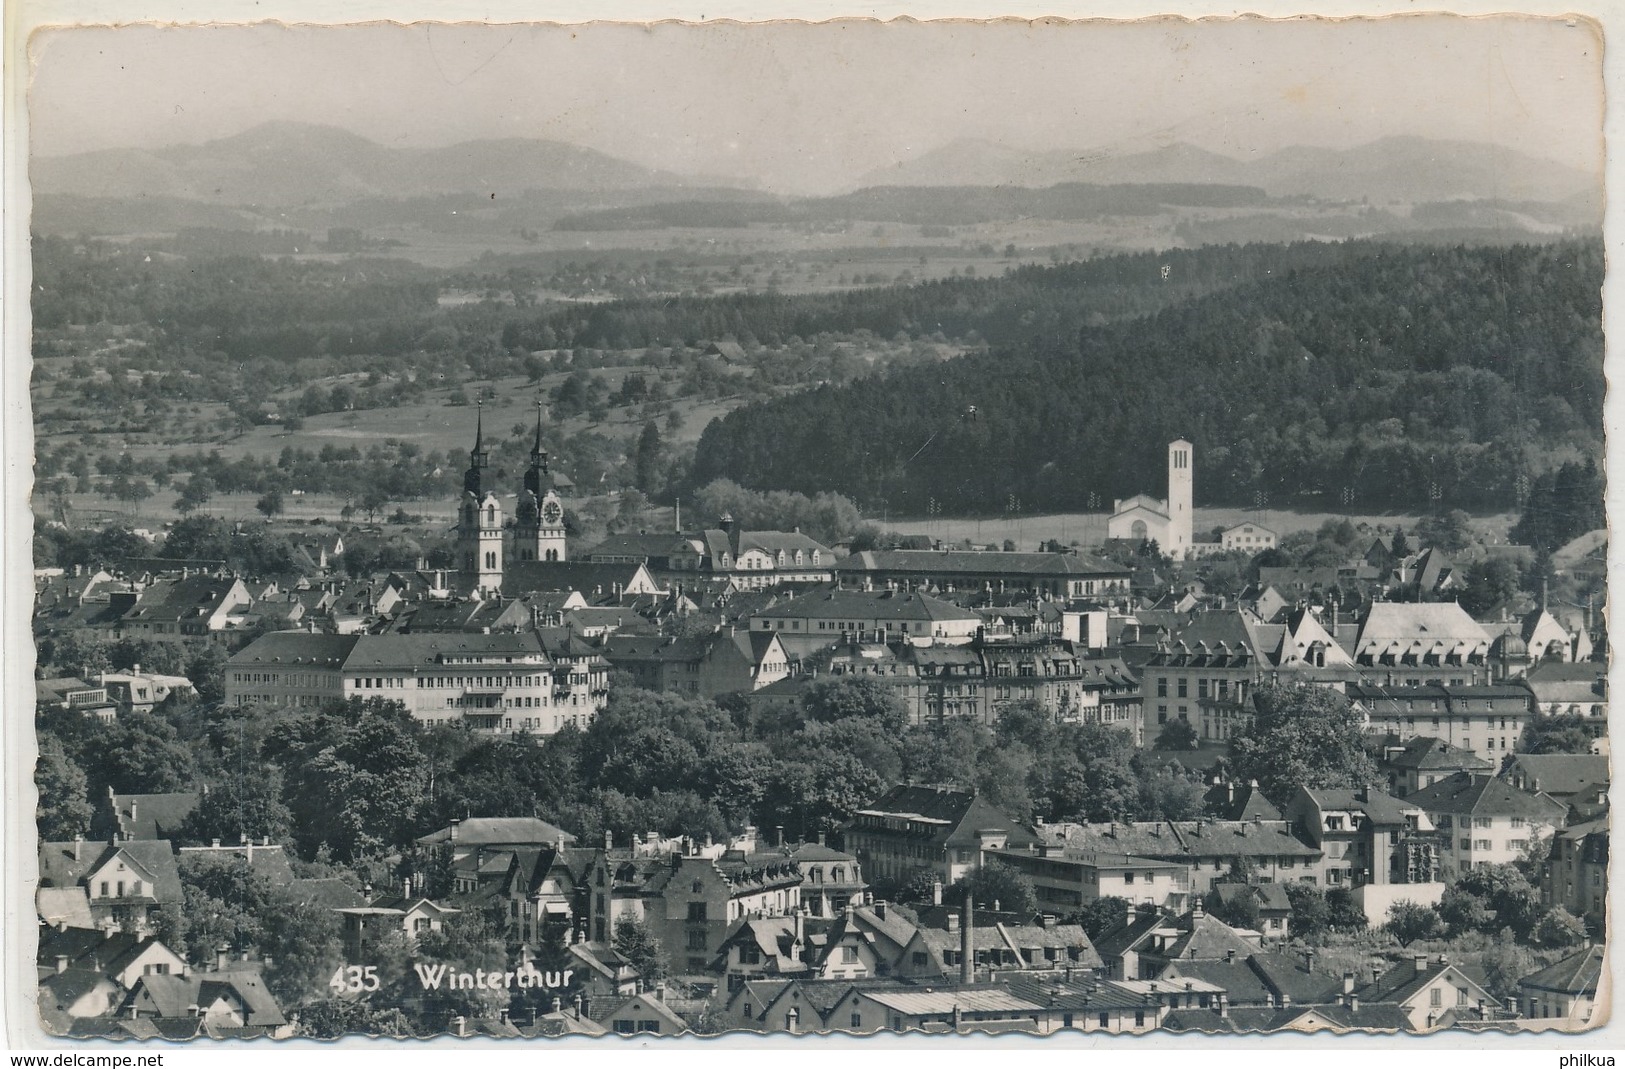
463;400;490;496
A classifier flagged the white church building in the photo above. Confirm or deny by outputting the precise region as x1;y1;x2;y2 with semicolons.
1106;439;1194;560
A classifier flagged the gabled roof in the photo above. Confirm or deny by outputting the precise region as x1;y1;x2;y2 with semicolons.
596;992;689;1033
1387;737;1494;774
754;588;981;624
39;839;184;904
416;817;575;848
1353;603;1491;662
1161;951;1341;1007
1407;773;1568;822
1520;945;1603;995
1357;957;1493;1007
501;560;656;599
1504;754;1610;796
850;784;1038;849
1297;788;1419;828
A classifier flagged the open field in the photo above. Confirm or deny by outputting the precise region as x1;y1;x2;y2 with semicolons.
881;508;1521;553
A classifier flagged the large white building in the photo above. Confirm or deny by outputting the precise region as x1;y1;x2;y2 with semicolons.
223;630;608;734
1107;440;1193;560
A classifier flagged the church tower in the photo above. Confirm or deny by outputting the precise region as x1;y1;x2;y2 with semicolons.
457;403;504;595
1168;439;1193;560
513;399;567;563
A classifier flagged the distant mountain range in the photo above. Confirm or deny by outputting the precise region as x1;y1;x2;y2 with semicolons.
29;120;746;205
29;122;1600;234
854;135;1599;206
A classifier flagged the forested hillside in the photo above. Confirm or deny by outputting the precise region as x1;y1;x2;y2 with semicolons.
691;240;1602;515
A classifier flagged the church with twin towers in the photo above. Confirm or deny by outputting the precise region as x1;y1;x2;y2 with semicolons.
458;402;568;596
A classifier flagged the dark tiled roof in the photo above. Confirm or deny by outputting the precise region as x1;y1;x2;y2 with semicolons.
837;550;1128;578
1520;945;1603;995
1408;773;1568;821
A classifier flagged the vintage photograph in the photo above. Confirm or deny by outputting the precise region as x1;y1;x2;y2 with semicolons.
18;14;1608;1042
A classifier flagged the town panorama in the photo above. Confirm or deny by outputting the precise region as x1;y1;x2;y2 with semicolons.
25;18;1607;1043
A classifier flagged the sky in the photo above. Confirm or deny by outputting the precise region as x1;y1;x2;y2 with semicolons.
26;17;1604;195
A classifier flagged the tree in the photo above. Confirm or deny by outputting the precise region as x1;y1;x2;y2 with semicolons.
633;421;663;493
1458;557;1521;616
1077;896;1133;940
1227;683;1378;805
175;474;216;515
1154;717;1199;751
1520;714;1597;755
949;858;1039;917
258;885;345;1007
612;916;668;985
263;698;428;861
797;677;910;735
179;768;294;846
1386;900;1445;947
36;741;93;840
255;489;285;520
1208;888;1261;932
1284;883;1331;943
1440;864;1545;941
1325;887;1368;932
1535;906;1588;948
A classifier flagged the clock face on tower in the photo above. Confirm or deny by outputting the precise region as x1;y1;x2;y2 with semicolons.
541;500;563;525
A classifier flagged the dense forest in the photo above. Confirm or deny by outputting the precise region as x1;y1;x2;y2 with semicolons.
691;240;1603;514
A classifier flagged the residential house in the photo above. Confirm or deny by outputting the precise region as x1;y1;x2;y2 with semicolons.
1502;754;1610;811
1520;662;1608;740
1354;953;1499;1032
37;926;189;991
602;628;790;698
1380;737;1494;798
91;790;198;843
118;961;289;1038
1090;901;1262;981
1406;773;1568;880
751;587;984;651
842;784;1038;886
1207;882;1294;942
596;990;690;1036
1158;950;1343;1010
96;669;195;714
1284;787;1443;898
721;977;865;1034
116;575;255;639
1202;778;1283;822
37;838;184;936
334;879;460;959
780;841;864;917
1543;817;1607;925
1519;944;1602;1027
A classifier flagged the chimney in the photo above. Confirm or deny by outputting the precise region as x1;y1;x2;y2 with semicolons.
73;835;82;862
551;996;562;1015
216;944;229;971
453;1015;467;1038
572;994;583;1019
403;875;413;900
1126;900;1136;927
1349;994;1360;1013
932;880;943;907
1218;993;1229;1019
362;882;374;903
1191;896;1204;920
1303;950;1315;973
818;830;827;847
1342;971;1356;995
1225;950;1235;964
129;799;138;822
875;902;887;922
449;818;461;843
960;887;975;984
55;954;69;975
244;834;252;863
1413;953;1430;974
775;825;785;847
212;838;221;849
605;829;614;851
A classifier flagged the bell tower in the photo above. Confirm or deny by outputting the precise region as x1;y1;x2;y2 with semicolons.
1168;439;1193;560
514;398;567;563
457;403;504;595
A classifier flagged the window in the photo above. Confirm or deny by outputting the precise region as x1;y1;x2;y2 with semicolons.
1157;677;1168;698
1430;989;1442;1008
1475;817;1493;829
1458;988;1470;1007
1177;679;1188;698
842;946;859;964
1124;872;1135;885
687;930;708;951
1098;1013;1110;1028
688;901;708;922
912;952;929;968
1134;1011;1146;1027
850;1013;862;1029
1511;817;1525;828
1460;838;1472;851
613;1021;635;1035
1475;840;1491;851
739;945;761;965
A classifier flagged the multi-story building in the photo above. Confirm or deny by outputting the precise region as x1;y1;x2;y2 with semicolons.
1542;816;1607;925
751;588;984;649
843;784;1038;887
1407;773;1568;880
1347;603;1493;687
987;846;1191;914
1143;607;1357;742
223;630;608;734
1033;820;1321;893
1283;787;1442;894
667;516;836;590
1348;684;1533;760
